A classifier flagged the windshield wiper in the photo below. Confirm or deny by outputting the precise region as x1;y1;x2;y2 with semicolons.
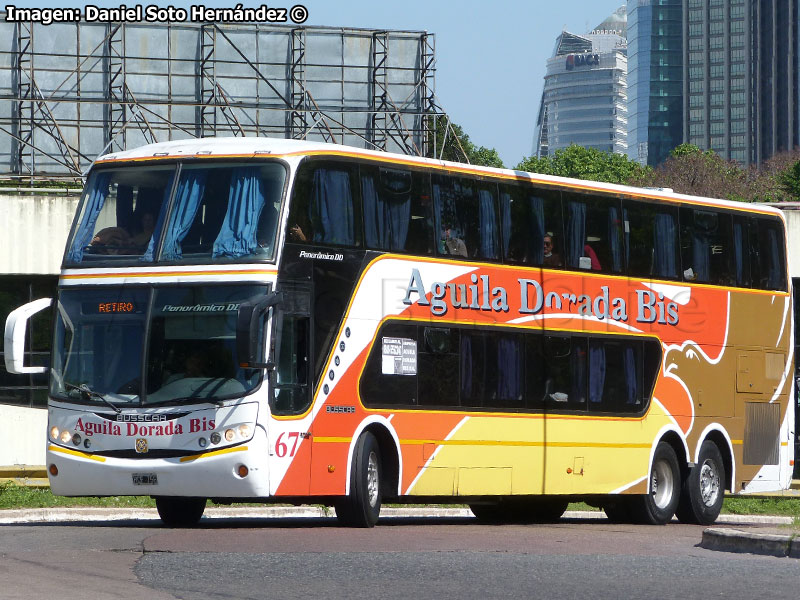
65;382;122;414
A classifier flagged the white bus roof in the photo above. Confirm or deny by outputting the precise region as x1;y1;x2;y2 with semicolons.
97;137;784;219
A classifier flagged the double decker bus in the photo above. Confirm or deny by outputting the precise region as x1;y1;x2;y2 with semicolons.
5;138;794;527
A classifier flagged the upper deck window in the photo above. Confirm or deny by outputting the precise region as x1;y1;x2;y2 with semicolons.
65;161;285;265
66;165;175;263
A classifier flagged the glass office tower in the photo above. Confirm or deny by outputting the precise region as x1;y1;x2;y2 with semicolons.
627;0;683;166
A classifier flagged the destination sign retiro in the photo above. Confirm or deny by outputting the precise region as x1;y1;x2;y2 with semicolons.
402;268;679;325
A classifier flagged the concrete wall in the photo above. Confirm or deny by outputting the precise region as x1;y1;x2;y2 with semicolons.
0;405;46;466
0;191;79;274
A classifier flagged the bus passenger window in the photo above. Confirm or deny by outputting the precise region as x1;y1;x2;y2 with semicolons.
288;162;361;248
542;336;586;411
623;202;679;280
587;339;642;413
500;184;563;267
680;208;734;285
418;327;459;407
563;193;623;274
66;166;174;263
753;218;787;291
432;175;500;261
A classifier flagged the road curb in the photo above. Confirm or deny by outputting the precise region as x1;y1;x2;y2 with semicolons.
701;527;799;558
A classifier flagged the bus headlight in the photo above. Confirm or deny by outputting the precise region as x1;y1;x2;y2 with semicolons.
72;433;82;446
210;432;221;445
59;430;72;444
50;426;60;440
224;429;236;442
238;424;252;439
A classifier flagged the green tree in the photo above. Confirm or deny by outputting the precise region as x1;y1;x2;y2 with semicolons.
426;115;505;168
515;144;651;185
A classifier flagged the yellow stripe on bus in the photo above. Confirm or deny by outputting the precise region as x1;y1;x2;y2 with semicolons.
49;444;107;462
314;437;651;449
179;445;249;463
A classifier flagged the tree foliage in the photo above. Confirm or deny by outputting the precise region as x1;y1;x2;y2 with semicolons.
426;115;505;168
633;145;800;203
515;145;651;185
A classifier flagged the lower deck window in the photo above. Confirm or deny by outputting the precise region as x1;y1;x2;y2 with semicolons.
360;321;660;415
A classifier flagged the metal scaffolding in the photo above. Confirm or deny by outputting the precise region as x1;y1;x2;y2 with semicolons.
0;18;441;182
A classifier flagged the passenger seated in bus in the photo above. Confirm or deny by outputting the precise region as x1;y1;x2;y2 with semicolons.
130;212;155;249
440;224;468;257
89;227;132;255
542;235;562;267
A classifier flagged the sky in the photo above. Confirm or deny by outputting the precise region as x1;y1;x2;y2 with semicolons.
7;0;624;167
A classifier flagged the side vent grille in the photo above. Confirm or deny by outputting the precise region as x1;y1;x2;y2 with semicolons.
743;402;780;465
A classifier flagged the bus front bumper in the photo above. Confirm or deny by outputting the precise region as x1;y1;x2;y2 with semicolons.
46;427;270;498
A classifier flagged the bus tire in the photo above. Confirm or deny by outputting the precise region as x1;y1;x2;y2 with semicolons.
675;440;725;525
335;431;382;528
632;442;680;525
155;496;206;527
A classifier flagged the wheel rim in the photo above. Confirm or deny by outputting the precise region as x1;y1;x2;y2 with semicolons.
366;450;379;507
651;458;674;509
699;459;721;507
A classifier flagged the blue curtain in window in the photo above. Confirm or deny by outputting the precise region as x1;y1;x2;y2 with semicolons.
212;167;266;258
529;196;545;264
566;201;586;268
622;208;630;270
654;212;678;278
362;175;411;251
692;230;710;282
588;343;605;404
497;337;521;401
478;189;498;259
141;174;176;262
67;172;112;262
608;206;623;273
733;221;745;285
460;334;473;401
571;344;586;404
159;171;207;261
624;346;638;404
500;192;512;258
310;169;355;245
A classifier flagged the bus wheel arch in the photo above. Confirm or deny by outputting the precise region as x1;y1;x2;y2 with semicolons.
336;418;401;527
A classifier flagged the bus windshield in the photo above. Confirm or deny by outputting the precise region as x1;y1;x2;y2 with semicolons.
50;284;269;406
65;161;285;264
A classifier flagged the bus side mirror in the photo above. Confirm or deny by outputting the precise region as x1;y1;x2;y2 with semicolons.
236;292;282;369
4;298;52;375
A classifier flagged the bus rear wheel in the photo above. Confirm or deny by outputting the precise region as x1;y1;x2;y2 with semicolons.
632;442;680;525
675;440;725;525
335;431;382;528
155;496;206;527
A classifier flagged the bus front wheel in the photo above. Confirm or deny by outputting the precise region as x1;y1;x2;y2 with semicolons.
675;440;725;525
335;431;382;528
155;496;206;527
633;442;680;525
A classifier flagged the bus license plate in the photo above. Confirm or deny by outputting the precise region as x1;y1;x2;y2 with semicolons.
132;473;158;486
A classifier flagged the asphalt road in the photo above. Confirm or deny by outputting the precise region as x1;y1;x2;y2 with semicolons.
1;514;799;600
